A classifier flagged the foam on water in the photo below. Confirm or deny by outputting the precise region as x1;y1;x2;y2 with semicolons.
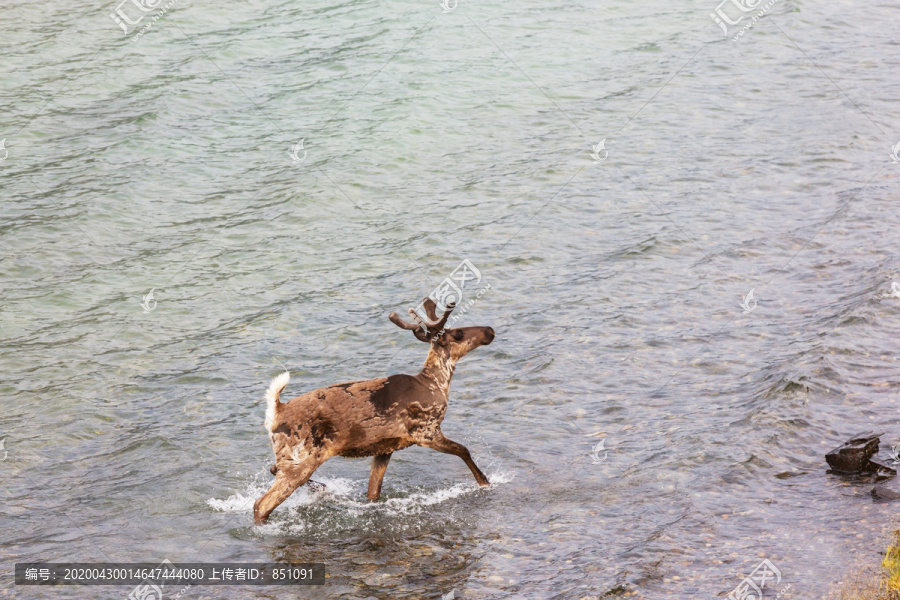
208;469;514;536
207;471;352;514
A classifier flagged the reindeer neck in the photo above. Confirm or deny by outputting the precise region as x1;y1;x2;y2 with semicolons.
418;345;457;394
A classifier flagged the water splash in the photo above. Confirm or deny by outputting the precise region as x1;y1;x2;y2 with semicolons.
208;469;513;537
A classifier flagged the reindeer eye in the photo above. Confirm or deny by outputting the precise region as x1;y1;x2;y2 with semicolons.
453;330;464;341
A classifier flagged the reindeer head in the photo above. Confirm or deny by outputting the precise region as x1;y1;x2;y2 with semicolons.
389;297;494;360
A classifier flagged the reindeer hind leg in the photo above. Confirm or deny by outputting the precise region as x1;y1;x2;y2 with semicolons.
367;453;393;501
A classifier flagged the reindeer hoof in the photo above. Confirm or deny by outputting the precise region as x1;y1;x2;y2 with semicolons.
306;479;326;492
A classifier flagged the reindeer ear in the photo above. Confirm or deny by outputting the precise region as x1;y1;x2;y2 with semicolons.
389;312;431;342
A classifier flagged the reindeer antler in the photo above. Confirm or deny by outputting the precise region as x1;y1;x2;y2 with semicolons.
418;297;456;332
389;311;430;342
421;297;440;322
390;297;456;342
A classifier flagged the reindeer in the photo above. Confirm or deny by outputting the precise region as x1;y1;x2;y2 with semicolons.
253;298;495;524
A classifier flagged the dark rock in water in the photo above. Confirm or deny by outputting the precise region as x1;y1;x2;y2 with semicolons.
865;459;897;476
825;431;883;473
846;431;885;445
774;471;805;480
872;486;900;503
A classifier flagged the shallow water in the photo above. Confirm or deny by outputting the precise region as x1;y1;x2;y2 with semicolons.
2;0;900;598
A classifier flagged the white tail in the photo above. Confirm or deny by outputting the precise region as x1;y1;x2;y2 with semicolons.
264;372;290;433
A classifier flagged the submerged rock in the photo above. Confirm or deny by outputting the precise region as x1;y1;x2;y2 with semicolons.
872;486;900;503
825;431;883;473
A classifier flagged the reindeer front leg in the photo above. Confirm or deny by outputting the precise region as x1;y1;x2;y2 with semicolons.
254;459;323;524
254;474;300;524
367;453;392;501
418;432;490;487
